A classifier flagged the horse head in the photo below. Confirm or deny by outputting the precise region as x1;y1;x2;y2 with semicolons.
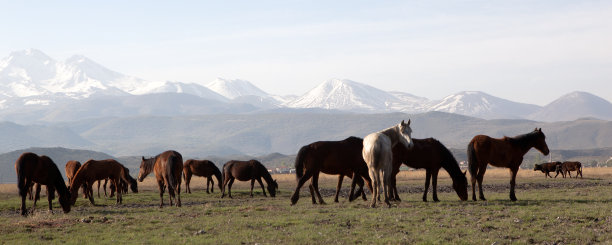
533;128;550;156
267;179;279;197
138;156;153;182
453;172;468;201
398;119;414;149
59;192;71;213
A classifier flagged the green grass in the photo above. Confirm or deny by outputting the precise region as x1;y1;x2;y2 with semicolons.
1;176;612;244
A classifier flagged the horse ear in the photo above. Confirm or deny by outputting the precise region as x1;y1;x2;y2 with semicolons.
407;119;411;125
141;156;145;161
538;128;542;132
401;120;405;126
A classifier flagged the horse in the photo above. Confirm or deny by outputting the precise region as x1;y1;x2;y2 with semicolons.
362;120;414;208
290;136;372;205
221;160;278;198
468;128;549;201
183;159;223;194
558;161;583;178
65;160;89;198
107;165;137;197
70;159;138;205
15;152;71;216
533;161;562;178
390;138;468;202
138;150;183;207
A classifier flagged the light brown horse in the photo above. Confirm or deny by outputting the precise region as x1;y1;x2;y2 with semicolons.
65;160;88;198
468;128;549;201
70;159;138;205
183;159;223;194
221;160;278;198
138;150;183;207
390;138;468;202
290;136;372;205
15;152;71;216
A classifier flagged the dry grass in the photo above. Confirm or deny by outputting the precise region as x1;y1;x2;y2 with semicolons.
2;167;609;196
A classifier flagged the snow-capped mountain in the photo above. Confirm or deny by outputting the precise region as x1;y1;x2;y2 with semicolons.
429;91;542;119
206;78;269;99
144;81;228;102
529;91;612;122
388;91;432;113
0;49;156;100
285;78;400;112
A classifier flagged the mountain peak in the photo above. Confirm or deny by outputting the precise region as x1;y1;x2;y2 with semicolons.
206;78;269;99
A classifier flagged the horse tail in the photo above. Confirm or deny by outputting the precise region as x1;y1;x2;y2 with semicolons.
15;156;27;197
212;163;223;189
294;145;309;180
467;142;478;180
166;155;178;193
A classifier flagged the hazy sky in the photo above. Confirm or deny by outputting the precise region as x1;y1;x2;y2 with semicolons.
1;1;611;105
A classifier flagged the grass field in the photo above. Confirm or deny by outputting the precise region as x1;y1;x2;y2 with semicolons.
1;168;612;244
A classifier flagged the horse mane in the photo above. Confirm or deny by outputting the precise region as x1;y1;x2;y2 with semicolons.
432;139;465;181
504;130;542;151
43;156;70;197
253;160;274;184
141;157;156;177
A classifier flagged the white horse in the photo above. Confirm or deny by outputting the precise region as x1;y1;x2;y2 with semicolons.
362;120;414;207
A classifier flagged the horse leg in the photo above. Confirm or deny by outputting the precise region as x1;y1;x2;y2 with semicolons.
423;170;431;202
431;169;440;202
210;178;215;193
184;173;191;194
390;172;400;202
383;167;392;208
308;183;317;204
33;183;41;208
157;180;165;208
176;180;182;207
104;179;109;197
334;175;344;203
368;169;378;208
221;175;229;198
257;177;267;197
250;179;255;197
290;170;315;205
509;167;519;201
87;182;95;205
114;179;122;204
477;165;487;201
470;167;478;201
227;178;235;198
348;176;363;202
311;172;325;204
20;182;28;216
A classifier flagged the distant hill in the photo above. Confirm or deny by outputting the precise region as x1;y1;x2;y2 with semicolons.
529;91;612;122
0;147;115;183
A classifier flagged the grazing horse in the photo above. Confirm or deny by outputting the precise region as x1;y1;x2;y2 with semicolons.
221;160;278;198
65;160;88;198
390;138;468;202
70;159;138;205
362;120;414;208
15;152;71;216
558;161;583;178
290;136;373;205
534;161;562;178
108;165;137;197
468;128;550;201
183;159;223;194
138;150;183;207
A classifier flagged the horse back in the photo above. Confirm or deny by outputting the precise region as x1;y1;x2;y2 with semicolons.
225;160;259;181
15;152;59;186
363;132;393;169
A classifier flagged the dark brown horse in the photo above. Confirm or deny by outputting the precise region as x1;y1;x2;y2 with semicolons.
138;150;183;207
15;152;71;216
70;159;138;205
290;136;373;205
390;138;468;202
183;159;223;194
558;161;583;178
533;161;562;178
468;128;550;201
221;160;278;198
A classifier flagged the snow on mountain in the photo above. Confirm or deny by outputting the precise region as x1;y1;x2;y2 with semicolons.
285;78;400;112
429;91;542;119
388;91;432;113
0;49;157;100
529;91;612;121
144;81;228;102
206;78;270;99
